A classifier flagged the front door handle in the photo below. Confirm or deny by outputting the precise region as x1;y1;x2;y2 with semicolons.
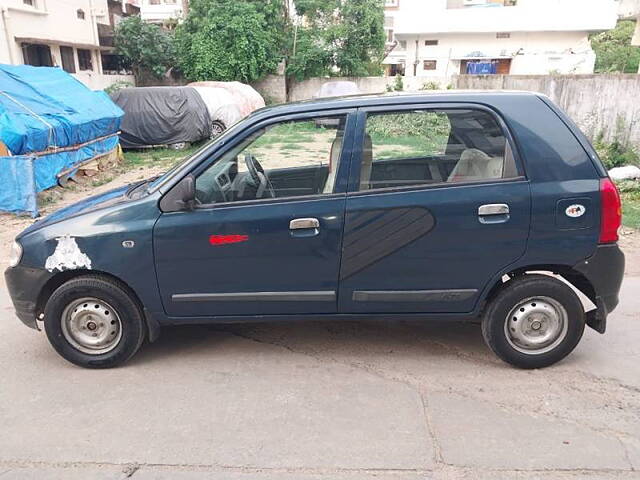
478;204;509;216
290;218;320;230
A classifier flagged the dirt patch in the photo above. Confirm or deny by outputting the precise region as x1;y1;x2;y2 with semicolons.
619;228;640;276
0;162;167;268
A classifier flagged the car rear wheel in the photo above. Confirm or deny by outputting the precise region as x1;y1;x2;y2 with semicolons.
210;120;226;138
481;274;585;369
44;275;145;368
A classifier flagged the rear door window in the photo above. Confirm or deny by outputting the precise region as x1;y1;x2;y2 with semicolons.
359;109;517;191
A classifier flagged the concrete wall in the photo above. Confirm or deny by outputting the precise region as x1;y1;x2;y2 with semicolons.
73;72;136;91
288;76;450;102
251;74;287;105
454;74;640;146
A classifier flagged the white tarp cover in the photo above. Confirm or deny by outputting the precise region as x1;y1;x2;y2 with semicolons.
191;86;242;128
188;81;265;117
609;165;640;181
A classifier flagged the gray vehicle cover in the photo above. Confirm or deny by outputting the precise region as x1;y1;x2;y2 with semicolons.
111;87;211;148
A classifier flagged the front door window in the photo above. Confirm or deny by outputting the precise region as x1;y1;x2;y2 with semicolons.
195;116;347;205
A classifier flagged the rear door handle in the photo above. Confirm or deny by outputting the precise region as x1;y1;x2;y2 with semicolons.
289;218;320;230
478;204;510;224
478;204;509;216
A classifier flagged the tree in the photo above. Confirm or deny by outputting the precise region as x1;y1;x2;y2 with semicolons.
591;20;640;73
287;0;386;80
114;16;176;79
175;0;286;82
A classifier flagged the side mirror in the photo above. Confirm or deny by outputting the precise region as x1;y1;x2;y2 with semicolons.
159;174;196;212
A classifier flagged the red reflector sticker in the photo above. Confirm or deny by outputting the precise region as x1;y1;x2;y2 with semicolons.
209;234;248;246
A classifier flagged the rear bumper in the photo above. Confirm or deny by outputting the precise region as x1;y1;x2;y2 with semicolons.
4;265;53;330
573;243;625;333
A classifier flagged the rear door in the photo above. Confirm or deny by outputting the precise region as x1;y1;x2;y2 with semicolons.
338;104;531;314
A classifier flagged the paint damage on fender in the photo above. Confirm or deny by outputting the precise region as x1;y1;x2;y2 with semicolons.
45;235;92;272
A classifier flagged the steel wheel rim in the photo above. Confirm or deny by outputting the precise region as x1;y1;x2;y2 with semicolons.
61;297;123;355
210;122;225;138
504;296;569;355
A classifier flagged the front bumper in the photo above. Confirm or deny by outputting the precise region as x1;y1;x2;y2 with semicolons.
573;243;625;333
4;265;53;330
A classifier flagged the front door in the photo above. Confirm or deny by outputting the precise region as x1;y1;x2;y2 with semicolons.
338;105;531;314
154;112;354;317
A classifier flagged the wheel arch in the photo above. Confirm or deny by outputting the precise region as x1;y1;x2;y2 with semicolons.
482;264;596;313
36;269;161;342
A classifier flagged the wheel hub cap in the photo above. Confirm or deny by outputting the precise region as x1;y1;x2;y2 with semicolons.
504;296;569;355
61;297;122;355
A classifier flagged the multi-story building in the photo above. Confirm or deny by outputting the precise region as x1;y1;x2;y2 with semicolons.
0;0;138;89
139;0;184;25
618;0;640;68
383;0;618;78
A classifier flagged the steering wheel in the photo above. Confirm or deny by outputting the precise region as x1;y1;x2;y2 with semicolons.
244;153;276;199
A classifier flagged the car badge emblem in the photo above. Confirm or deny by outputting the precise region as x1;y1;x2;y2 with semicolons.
565;204;586;218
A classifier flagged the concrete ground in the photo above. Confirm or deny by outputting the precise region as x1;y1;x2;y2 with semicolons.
0;267;639;479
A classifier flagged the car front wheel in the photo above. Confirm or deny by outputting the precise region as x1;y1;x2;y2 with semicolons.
482;274;585;369
44;275;146;368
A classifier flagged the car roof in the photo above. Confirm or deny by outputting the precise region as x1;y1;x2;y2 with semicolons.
251;90;542;120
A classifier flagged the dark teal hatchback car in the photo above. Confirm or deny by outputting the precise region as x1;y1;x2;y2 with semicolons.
5;92;624;368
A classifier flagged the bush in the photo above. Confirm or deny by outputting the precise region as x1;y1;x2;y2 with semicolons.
420;81;440;90
386;74;404;92
104;81;133;96
366;111;450;138
594;132;639;170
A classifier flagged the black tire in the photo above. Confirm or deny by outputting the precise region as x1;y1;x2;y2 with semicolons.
44;275;146;368
481;274;585;369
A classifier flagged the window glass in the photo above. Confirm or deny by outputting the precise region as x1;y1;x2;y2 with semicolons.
359;109;514;190
423;60;437;70
77;49;93;70
60;46;76;73
195;116;346;205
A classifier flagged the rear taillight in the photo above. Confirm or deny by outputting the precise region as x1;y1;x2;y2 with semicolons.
599;178;622;244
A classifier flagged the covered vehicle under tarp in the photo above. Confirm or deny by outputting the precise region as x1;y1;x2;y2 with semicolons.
188;81;265;117
191;86;242;134
111;87;211;149
0;64;123;216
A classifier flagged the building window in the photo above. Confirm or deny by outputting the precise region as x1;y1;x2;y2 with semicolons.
387;29;394;43
77;49;93;71
397;40;407;50
496;32;511;39
23;0;35;6
59;46;76;73
384;16;394;28
424;60;437;70
149;0;161;4
424;40;439;46
77;9;85;19
385;0;399;8
22;43;52;66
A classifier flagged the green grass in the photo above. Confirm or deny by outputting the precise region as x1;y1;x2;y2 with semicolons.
619;182;640;230
122;143;202;170
369;133;448;158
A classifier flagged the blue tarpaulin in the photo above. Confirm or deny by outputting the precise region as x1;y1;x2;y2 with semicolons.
0;64;124;216
466;62;498;74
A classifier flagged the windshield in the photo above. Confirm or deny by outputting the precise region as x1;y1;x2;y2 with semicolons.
147;117;249;192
